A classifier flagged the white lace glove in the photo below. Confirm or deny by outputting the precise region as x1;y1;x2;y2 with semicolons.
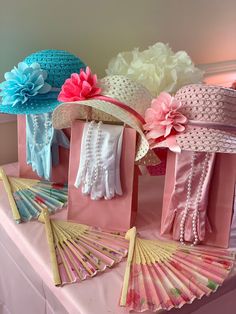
75;121;124;200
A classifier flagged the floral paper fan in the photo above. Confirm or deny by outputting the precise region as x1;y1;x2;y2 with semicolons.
0;167;67;223
39;208;128;286
120;227;235;312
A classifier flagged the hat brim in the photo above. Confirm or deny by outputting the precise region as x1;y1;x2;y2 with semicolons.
156;125;236;154
0;99;60;114
52;100;159;164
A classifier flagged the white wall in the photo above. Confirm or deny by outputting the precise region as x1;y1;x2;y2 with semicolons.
0;0;236;78
0;0;235;164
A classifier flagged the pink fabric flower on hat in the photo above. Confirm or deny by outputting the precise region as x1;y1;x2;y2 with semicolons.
144;92;187;152
58;67;101;102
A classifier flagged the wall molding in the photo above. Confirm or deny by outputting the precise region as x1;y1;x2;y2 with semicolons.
198;59;236;76
198;60;236;86
0;114;17;124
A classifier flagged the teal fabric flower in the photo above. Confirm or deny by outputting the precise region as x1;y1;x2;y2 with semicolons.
0;62;52;107
0;50;86;114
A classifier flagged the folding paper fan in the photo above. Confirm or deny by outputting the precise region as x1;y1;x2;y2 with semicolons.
39;208;128;286
0;167;67;223
120;227;235;312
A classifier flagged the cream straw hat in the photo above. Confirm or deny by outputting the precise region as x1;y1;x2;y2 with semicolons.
52;68;159;165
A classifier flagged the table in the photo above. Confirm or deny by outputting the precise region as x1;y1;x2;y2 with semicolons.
0;163;235;314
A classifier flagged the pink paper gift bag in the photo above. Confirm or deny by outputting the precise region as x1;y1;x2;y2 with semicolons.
161;151;236;248
206;153;236;247
67;120;139;230
17;115;70;183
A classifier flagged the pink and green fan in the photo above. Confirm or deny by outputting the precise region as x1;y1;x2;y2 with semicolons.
120;227;235;312
0;167;67;223
39;208;128;286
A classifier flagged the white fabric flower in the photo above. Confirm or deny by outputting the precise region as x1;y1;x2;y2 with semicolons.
106;43;204;97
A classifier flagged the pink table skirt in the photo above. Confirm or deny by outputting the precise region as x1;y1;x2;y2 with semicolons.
0;163;235;314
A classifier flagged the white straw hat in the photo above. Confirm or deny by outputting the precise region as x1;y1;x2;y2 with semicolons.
52;69;159;165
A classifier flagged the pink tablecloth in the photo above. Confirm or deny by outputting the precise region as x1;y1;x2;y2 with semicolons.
0;163;235;314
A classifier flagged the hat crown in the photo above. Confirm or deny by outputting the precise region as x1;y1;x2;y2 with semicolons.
100;75;152;116
176;84;236;126
24;50;86;88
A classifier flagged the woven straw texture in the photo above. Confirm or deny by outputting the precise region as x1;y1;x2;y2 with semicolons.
0;50;86;114
52;75;159;163
174;84;236;153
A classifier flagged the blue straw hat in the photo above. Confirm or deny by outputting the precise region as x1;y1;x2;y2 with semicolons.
0;50;86;114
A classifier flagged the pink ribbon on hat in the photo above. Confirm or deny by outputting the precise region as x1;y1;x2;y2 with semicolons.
188;120;236;131
58;67;145;125
94;95;145;124
144;92;188;153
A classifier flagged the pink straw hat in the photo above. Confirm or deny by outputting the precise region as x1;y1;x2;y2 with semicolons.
145;84;236;153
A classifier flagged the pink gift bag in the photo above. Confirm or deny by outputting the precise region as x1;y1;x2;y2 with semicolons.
161;151;236;248
67;120;139;230
206;153;236;247
17;115;70;183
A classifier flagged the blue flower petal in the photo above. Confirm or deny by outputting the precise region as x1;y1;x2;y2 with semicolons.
0;81;8;90
4;71;17;80
12;99;21;107
30;70;40;80
0;61;52;107
3;95;16;105
18;62;29;72
30;62;41;70
38;82;51;94
33;74;44;86
24;68;34;77
42;70;48;80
